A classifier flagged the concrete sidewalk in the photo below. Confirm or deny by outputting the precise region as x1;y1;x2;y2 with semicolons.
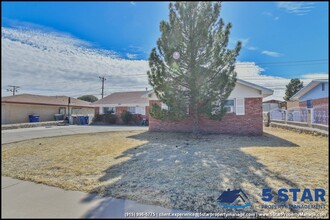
1;125;148;144
2;177;192;218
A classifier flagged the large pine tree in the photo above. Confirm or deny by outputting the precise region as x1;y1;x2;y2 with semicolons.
147;2;241;134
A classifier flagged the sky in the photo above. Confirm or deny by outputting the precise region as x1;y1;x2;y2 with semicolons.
1;1;329;100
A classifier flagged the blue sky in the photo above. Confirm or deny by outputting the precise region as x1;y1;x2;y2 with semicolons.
1;1;329;100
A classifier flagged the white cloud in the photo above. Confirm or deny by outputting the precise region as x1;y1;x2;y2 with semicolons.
126;53;138;59
246;46;258;51
277;2;315;15
301;73;329;80
2;26;326;103
130;2;136;6
261;50;283;57
262;11;280;21
1;27;150;99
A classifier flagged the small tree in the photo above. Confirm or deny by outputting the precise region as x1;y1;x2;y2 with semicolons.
78;95;98;102
284;78;304;101
147;2;241;135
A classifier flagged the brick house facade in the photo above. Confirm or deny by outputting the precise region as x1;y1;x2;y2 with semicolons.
299;97;328;107
148;79;273;135
92;91;150;125
149;98;263;135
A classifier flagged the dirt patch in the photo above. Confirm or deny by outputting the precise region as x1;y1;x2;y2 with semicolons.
2;127;328;216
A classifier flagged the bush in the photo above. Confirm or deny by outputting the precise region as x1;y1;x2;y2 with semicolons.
104;114;117;124
121;111;133;124
132;114;144;125
92;114;103;123
92;113;117;124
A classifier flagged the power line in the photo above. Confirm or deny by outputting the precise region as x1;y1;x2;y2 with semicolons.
235;59;328;65
257;62;327;67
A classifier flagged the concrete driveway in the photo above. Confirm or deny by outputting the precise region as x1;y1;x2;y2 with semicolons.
1;125;148;144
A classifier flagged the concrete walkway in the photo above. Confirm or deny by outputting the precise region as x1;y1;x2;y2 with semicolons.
1;125;148;144
2;177;191;218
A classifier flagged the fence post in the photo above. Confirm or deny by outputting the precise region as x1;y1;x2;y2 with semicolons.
284;110;287;124
307;109;312;127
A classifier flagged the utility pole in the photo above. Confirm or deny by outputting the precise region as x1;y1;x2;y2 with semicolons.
99;76;106;98
7;85;20;96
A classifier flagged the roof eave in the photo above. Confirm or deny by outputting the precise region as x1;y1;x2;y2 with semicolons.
237;79;274;96
290;80;321;101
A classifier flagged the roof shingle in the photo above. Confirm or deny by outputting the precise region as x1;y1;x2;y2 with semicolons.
1;94;93;107
93;91;149;105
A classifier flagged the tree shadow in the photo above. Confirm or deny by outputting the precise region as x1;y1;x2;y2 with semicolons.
81;131;306;217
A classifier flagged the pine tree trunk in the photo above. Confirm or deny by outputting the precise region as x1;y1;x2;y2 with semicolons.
192;106;200;137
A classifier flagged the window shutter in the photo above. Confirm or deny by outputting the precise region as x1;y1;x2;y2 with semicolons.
140;107;146;115
236;98;245;115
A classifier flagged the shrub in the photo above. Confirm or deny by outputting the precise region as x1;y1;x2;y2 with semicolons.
121;111;133;124
104;114;117;124
92;113;117;124
92;114;103;123
132;114;143;125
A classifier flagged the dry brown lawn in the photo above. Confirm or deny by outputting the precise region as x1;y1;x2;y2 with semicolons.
2;127;328;217
241;127;328;190
2;131;148;191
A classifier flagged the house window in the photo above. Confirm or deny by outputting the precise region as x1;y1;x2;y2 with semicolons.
322;83;325;91
212;99;235;114
128;107;136;114
103;107;115;114
224;99;235;113
135;107;146;115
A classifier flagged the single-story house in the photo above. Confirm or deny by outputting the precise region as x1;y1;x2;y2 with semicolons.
290;79;328;125
148;79;273;135
290;79;328;108
262;99;284;112
92;91;150;120
1;94;95;124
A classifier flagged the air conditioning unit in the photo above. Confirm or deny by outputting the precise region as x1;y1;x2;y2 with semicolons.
224;106;234;113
